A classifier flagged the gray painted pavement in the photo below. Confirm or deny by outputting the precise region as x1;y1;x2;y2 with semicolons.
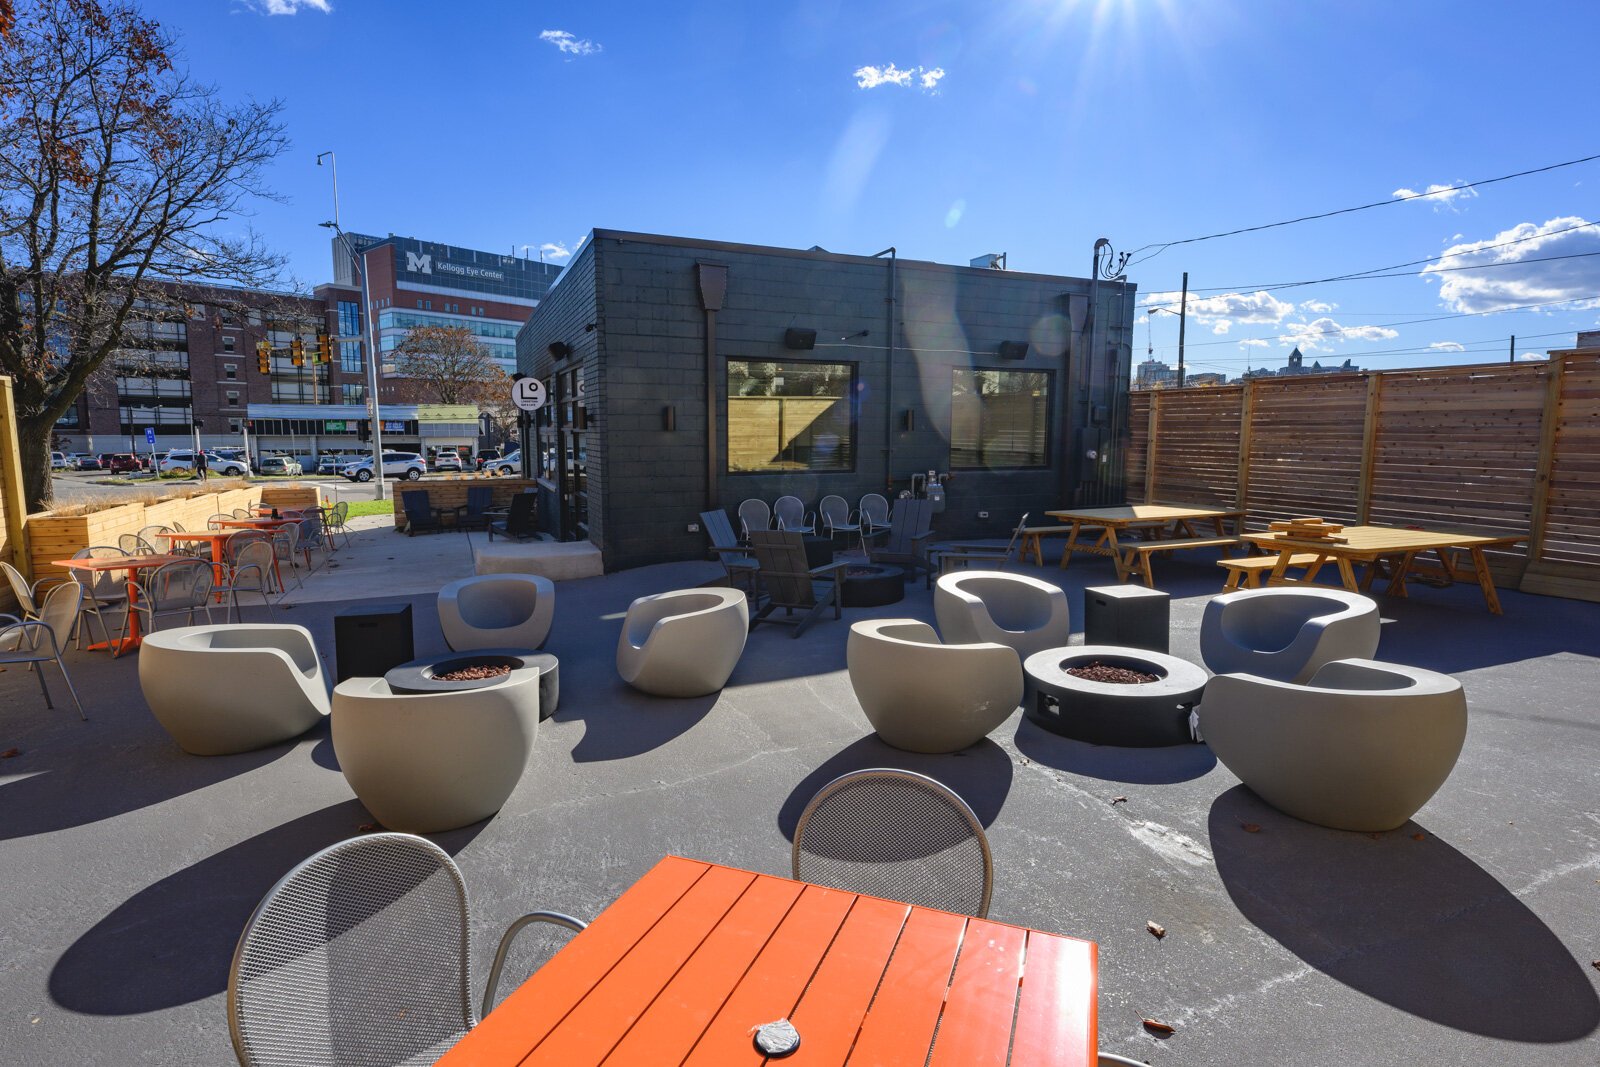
1;537;1597;1065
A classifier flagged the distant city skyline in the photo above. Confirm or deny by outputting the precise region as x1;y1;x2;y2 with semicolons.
145;1;1600;378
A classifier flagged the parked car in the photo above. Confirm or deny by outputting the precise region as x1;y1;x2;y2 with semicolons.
474;448;502;471
493;449;521;475
75;454;103;471
51;451;69;470
259;455;303;476
316;454;344;475
431;451;464;472
159;449;251;476
341;451;426;482
107;453;143;474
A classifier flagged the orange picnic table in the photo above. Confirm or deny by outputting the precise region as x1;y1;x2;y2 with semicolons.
52;554;189;656
438;855;1098;1067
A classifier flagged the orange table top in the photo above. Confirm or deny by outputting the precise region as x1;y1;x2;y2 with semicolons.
53;554;189;573
213;517;296;528
439;856;1097;1067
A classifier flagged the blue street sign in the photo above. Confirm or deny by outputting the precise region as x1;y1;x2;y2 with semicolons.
144;427;156;445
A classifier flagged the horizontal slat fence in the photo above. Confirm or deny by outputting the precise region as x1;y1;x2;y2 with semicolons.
1129;353;1600;602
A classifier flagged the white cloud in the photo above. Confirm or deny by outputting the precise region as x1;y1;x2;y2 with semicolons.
1238;338;1270;348
1518;352;1549;361
246;0;330;12
1423;215;1600;313
539;242;571;262
1428;341;1466;352
854;63;945;93
1300;299;1335;313
1281;317;1398;352
1394;181;1478;212
1211;320;1231;335
540;29;601;56
1145;290;1293;325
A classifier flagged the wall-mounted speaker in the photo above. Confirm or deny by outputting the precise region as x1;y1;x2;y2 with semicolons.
998;341;1029;361
548;341;571;359
784;328;817;350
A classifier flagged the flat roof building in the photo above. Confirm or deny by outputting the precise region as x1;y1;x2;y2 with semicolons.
516;229;1137;572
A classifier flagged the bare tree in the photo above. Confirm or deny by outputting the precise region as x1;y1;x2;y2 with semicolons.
0;0;288;510
387;324;505;406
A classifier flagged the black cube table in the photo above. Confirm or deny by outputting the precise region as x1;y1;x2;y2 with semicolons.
334;602;415;682
1023;644;1206;746
1083;585;1170;653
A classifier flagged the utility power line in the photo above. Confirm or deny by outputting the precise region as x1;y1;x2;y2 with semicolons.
1128;150;1600;266
1151;328;1575;367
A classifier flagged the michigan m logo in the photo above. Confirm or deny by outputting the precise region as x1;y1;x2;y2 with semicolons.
405;251;432;274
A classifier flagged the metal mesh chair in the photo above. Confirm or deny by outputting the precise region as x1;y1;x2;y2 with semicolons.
773;494;815;535
118;532;156;556
272;524;304;591
792;768;992;918
327;500;352;548
2;559;68;621
71;545;129;649
228;833;585;1067
226;541;278;622
122;558;214;643
0;581;86;718
736;498;770;541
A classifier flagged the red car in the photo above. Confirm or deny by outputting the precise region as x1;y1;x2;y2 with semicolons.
108;453;143;473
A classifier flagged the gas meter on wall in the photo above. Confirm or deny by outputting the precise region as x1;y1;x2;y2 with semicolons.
926;472;946;513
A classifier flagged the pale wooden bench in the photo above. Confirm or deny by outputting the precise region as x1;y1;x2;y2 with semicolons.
1217;552;1325;591
1118;536;1242;587
1016;525;1086;566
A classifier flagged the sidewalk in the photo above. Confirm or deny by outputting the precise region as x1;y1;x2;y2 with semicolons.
278;514;479;606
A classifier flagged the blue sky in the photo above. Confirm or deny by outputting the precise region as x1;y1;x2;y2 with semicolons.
149;0;1600;377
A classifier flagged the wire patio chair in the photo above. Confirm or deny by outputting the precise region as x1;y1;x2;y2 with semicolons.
71;546;130;650
121;558;214;644
0;582;86;718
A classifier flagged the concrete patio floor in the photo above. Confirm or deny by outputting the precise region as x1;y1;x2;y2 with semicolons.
1;537;1597;1065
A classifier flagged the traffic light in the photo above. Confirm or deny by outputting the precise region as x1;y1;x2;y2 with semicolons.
316;332;333;363
357;419;371;443
256;340;271;374
290;338;304;366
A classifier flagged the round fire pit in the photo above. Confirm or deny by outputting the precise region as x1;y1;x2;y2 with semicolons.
1022;644;1206;746
386;649;560;720
841;564;905;608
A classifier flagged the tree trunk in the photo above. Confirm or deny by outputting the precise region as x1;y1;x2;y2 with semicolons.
18;417;56;514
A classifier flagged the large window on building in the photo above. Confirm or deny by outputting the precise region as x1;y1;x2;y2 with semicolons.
726;359;854;472
951;368;1051;469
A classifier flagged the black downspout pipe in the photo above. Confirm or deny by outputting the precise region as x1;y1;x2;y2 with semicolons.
696;263;730;510
874;247;897;490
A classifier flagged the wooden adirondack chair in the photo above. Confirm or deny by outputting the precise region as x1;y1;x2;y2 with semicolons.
867;497;937;588
748;530;847;637
701;509;758;593
488;493;537;541
930;512;1031;575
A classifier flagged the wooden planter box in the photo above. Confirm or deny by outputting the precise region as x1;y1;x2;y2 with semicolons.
260;485;324;512
24;486;268;581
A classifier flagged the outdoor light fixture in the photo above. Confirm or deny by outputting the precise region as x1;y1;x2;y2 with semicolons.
903;408;916;432
584;322;597;332
784;328;817;350
663;405;677;431
548;341;571;359
998;341;1029;360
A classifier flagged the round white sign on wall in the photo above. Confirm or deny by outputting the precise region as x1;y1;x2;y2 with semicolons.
512;377;547;412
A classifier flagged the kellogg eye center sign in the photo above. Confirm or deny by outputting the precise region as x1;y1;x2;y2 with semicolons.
404;251;505;283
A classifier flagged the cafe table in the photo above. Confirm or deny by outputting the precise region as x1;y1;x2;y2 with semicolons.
1242;525;1527;614
438;856;1097;1067
52;553;189;656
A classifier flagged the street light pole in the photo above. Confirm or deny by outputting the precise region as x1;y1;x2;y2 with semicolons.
321;220;387;500
1149;272;1189;388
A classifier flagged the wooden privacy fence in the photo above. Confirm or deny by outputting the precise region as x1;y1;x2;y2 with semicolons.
1126;352;1600;601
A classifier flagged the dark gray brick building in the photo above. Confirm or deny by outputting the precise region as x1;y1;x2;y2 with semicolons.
516;230;1135;572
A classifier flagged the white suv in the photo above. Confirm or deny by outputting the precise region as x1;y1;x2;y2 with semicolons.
159;449;251;476
341;452;426;482
430;451;464;472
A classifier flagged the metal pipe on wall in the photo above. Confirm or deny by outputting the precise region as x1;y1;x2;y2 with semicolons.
874;247;897;490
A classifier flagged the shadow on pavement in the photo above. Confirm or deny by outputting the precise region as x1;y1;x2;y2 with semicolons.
1012;717;1217;784
776;734;1014;839
49;801;484;1015
1208;785;1599;1042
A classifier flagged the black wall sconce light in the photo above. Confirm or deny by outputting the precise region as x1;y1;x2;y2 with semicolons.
548;341;571;359
572;406;588;430
998;340;1029;360
663;405;677;431
902;408;916;432
784;328;817;350
583;322;597;332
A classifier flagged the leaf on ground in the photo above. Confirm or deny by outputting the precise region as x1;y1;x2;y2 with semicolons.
357;822;379;832
1412;832;1426;841
0;748;19;759
1111;795;1129;805
1241;823;1261;833
1146;920;1166;939
1142;1018;1176;1036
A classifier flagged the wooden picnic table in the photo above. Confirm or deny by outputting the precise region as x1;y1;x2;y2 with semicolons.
437;855;1098;1067
1241;525;1528;614
52;554;189;656
1043;504;1244;585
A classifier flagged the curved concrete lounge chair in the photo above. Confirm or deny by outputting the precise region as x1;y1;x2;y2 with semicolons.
1200;587;1379;684
933;570;1072;660
138;624;330;755
331;670;541;833
616;588;748;697
1199;659;1468;832
438;573;555;651
848;620;1023;753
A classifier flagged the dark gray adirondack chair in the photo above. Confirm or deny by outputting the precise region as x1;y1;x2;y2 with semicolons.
455;486;495;530
868;497;937;588
748;530;847;637
402;490;444;535
701;509;758;593
930;512;1030;575
488;493;537;541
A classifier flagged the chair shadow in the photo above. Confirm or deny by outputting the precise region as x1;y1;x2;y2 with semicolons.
1208;785;1599;1042
565;684;719;763
1012;717;1217;784
48;801;485;1015
776;734;1014;840
309;723;340;771
0;737;295;844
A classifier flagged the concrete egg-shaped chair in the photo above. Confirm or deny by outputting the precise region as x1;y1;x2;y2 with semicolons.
138;624;330;755
934;570;1072;661
1198;659;1468;832
438;573;554;652
1200;587;1379;684
848;620;1023;753
331;669;541;834
617;588;748;698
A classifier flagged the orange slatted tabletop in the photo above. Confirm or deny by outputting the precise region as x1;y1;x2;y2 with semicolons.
438;856;1097;1067
52;554;189;656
